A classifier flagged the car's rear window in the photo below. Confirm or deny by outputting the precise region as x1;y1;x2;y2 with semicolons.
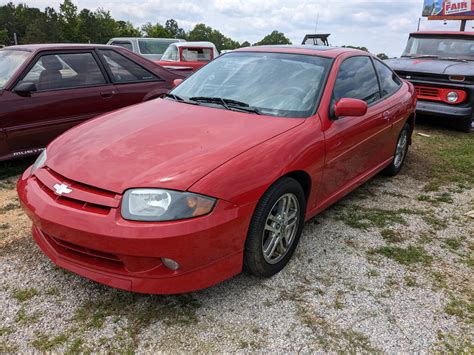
138;39;175;55
0;50;30;89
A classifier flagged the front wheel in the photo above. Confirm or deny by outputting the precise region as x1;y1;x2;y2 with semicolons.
383;123;410;176
244;177;306;278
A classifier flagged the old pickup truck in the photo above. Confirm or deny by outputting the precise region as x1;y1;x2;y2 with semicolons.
386;31;473;132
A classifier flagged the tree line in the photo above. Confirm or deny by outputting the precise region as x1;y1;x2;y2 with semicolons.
0;0;292;51
0;0;389;58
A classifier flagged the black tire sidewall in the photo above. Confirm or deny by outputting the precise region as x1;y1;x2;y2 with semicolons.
244;177;306;277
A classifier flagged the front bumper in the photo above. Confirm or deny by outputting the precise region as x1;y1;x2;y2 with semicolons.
17;167;256;294
416;100;473;120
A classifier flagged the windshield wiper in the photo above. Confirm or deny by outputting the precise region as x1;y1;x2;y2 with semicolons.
410;55;439;59
189;96;262;115
438;57;468;63
164;93;199;105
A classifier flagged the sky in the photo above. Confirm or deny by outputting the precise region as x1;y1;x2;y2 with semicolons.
9;0;474;57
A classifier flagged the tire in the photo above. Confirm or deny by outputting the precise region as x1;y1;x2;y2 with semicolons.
457;116;473;133
244;177;306;277
383;123;410;177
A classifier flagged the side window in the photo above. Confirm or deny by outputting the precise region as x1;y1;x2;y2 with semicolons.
161;45;179;61
373;60;402;97
333;56;381;105
18;52;106;91
99;49;158;83
111;41;133;52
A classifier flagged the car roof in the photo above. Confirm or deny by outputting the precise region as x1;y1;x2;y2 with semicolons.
3;43;114;52
109;37;183;42
172;41;217;48
233;45;368;58
410;31;474;36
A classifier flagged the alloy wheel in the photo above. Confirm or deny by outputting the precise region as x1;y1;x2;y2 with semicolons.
262;193;300;264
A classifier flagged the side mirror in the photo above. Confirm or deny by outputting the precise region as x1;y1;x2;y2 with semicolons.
172;79;183;88
14;82;37;97
334;98;368;118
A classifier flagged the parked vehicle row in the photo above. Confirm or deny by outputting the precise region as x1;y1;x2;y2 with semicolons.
17;45;416;294
386;31;473;132
106;37;185;61
0;44;184;161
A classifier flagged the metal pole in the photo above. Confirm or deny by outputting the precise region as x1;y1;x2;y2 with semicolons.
13;32;18;45
460;19;466;31
417;18;421;31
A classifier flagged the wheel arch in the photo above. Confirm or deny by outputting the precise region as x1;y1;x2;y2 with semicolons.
406;113;416;145
280;170;312;204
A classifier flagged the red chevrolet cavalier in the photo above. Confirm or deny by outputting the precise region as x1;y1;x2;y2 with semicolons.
17;46;416;294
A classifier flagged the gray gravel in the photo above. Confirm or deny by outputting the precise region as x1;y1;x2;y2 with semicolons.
0;128;473;353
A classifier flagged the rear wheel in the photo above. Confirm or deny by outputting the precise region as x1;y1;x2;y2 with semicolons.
244;177;306;277
383;123;410;176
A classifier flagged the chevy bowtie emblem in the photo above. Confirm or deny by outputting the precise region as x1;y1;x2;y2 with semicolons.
53;183;72;195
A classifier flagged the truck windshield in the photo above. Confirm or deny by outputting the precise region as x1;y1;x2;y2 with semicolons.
138;39;176;55
171;52;332;118
0;50;30;89
402;36;474;60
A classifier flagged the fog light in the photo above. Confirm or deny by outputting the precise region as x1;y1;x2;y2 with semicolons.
446;91;459;103
161;258;180;270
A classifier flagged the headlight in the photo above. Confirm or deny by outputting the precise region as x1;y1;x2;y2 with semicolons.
121;188;216;222
30;150;47;176
446;91;459;103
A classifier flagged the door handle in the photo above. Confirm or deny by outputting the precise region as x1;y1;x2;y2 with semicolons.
383;111;391;120
100;90;116;98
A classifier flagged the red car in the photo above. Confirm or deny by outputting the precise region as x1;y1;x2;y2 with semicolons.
17;46;416;294
0;44;182;161
156;42;219;76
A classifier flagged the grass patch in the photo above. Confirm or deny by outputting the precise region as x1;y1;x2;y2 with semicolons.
417;192;453;205
381;229;404;243
12;287;38;302
444;297;473;322
0;201;20;214
404;276;417;287
32;333;69;351
15;306;41;324
338;207;421;230
413;131;474;187
443;238;462;251
422;215;448;230
367;269;380;277
0;327;13;336
368;246;432;266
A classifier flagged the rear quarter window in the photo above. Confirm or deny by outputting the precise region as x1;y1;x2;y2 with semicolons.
373;59;402;97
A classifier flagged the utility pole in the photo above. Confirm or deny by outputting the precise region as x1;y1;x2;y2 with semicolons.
13;32;18;45
417;18;421;31
460;19;466;31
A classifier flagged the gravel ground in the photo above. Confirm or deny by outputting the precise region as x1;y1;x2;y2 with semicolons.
0;124;473;353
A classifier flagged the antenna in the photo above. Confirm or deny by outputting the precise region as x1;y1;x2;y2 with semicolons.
314;12;320;33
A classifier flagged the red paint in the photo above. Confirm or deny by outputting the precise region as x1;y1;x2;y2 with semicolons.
156;46;216;72
334;98;368;117
0;44;183;161
414;85;467;104
17;46;416;294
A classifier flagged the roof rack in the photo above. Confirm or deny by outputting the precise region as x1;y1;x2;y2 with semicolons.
302;34;331;46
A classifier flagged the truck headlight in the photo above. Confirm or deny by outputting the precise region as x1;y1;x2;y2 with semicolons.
446;91;459;103
121;188;216;222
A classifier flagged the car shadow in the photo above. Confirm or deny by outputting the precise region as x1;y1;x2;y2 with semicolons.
0;157;35;180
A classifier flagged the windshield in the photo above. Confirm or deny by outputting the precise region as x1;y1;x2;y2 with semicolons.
138;39;176;55
0;50;30;89
171;52;332;118
403;36;474;60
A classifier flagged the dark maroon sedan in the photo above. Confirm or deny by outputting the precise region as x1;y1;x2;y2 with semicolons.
0;44;183;161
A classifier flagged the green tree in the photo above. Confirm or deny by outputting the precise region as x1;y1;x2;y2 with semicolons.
377;53;389;60
187;23;240;51
240;41;251;47
59;0;79;41
255;30;291;46
142;22;171;38
0;29;8;44
116;20;141;37
165;19;185;38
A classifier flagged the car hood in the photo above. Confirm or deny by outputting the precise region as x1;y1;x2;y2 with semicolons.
385;58;474;76
46;99;304;194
